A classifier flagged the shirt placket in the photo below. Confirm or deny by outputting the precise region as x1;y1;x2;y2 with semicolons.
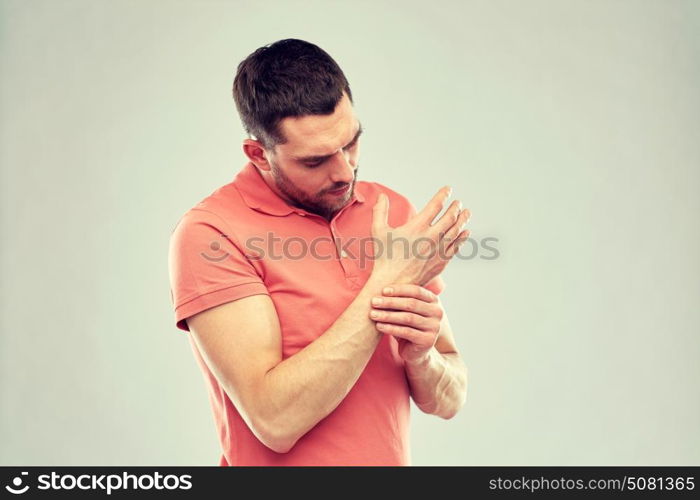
294;201;364;288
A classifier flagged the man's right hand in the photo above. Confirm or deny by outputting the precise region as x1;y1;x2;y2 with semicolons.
370;186;470;287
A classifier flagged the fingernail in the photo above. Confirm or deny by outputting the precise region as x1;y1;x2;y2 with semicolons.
372;297;383;305
370;310;380;318
383;287;393;295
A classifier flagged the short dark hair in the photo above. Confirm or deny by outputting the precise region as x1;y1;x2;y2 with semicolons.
232;38;353;150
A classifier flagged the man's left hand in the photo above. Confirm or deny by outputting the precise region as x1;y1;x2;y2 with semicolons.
369;283;443;364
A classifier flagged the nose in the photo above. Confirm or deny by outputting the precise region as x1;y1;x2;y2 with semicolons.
328;150;355;185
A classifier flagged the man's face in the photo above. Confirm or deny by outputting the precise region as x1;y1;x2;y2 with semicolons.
265;92;362;219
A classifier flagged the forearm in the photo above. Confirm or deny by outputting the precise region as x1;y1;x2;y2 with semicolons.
405;349;467;419
255;274;387;451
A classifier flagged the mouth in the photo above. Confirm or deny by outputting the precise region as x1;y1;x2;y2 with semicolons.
327;185;350;196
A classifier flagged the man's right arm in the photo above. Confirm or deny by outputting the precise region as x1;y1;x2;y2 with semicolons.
187;273;388;453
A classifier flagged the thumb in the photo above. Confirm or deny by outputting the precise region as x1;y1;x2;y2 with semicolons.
372;193;389;233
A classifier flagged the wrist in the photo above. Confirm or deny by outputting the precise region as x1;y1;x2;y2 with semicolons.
403;346;435;368
366;269;393;293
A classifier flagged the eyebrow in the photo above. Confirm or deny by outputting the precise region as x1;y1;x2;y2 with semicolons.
293;123;363;163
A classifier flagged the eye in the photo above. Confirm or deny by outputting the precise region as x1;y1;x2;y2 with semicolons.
304;159;325;168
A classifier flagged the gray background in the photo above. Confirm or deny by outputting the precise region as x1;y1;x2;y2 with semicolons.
1;0;698;465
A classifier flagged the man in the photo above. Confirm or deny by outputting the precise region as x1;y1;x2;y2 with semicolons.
168;39;471;466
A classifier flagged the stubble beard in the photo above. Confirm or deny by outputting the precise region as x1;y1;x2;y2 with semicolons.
269;158;358;219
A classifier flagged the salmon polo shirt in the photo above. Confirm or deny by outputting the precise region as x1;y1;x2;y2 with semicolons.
168;161;445;466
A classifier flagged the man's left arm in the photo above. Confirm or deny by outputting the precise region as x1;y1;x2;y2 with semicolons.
370;283;467;419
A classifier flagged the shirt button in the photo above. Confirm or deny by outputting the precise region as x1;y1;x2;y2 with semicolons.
340;250;348;258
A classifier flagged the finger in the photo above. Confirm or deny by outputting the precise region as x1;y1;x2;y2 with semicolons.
370;309;432;330
441;207;470;246
375;323;428;345
445;229;471;257
372;193;390;234
381;284;438;303
432;199;463;237
370;296;436;317
415;186;451;227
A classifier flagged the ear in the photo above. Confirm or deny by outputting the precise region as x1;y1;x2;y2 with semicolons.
242;138;272;172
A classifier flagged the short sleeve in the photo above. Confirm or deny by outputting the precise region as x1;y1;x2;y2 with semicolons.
168;209;269;332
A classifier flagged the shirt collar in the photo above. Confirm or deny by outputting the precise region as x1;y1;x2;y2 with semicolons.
233;162;365;217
